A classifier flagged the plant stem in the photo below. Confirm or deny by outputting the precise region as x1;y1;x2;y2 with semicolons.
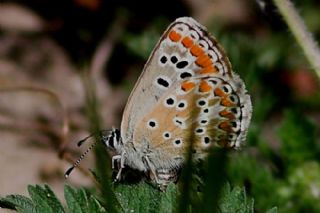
273;0;320;79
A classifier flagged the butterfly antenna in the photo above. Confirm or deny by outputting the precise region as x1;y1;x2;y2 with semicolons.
64;142;97;178
77;133;96;147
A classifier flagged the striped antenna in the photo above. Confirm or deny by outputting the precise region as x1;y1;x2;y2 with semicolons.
64;142;96;178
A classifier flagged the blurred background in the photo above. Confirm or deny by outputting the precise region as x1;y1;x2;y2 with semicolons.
0;0;319;212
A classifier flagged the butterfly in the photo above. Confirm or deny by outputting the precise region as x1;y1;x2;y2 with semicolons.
67;17;252;188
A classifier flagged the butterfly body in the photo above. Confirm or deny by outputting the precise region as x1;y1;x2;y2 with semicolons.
103;17;252;186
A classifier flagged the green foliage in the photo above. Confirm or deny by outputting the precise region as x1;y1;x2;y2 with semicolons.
278;110;317;166
219;184;254;213
278;161;320;213
0;185;106;213
0;183;277;213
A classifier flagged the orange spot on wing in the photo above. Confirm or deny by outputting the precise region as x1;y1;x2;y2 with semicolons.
199;66;218;74
190;45;204;57
168;30;182;42
219;110;236;120
181;36;194;48
181;81;196;92
219;121;232;131
214;88;225;97
221;98;234;107
199;80;212;92
196;54;212;67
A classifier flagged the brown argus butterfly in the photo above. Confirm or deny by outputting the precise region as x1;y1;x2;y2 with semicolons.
103;17;252;187
66;17;252;188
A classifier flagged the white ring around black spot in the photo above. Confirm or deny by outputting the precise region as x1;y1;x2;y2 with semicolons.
163;95;177;108
228;94;238;104
173;117;187;129
147;119;158;130
173;138;183;147
163;131;171;140
199;119;208;125
154;75;172;90
196;98;207;107
158;53;169;66
202;108;210;114
195;127;205;135
221;84;232;94
202;136;211;147
176;100;188;111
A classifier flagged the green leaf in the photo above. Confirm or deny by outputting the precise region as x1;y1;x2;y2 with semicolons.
28;185;64;213
64;185;107;213
0;184;110;213
219;184;254;213
0;194;36;213
64;185;85;213
159;183;178;213
266;207;278;213
114;182;162;213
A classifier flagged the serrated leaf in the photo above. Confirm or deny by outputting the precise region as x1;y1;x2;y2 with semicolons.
28;185;64;213
114;182;162;213
64;185;85;213
0;194;36;213
43;185;65;213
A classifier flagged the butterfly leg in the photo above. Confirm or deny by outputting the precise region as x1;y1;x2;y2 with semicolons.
113;151;126;182
143;155;160;183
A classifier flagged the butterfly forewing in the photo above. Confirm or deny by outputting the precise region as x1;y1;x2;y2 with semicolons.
121;17;241;144
119;17;252;172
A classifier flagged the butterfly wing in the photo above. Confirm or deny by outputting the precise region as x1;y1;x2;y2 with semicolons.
121;17;252;170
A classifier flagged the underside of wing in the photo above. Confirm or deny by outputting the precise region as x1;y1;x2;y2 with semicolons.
133;76;251;170
120;17;236;143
